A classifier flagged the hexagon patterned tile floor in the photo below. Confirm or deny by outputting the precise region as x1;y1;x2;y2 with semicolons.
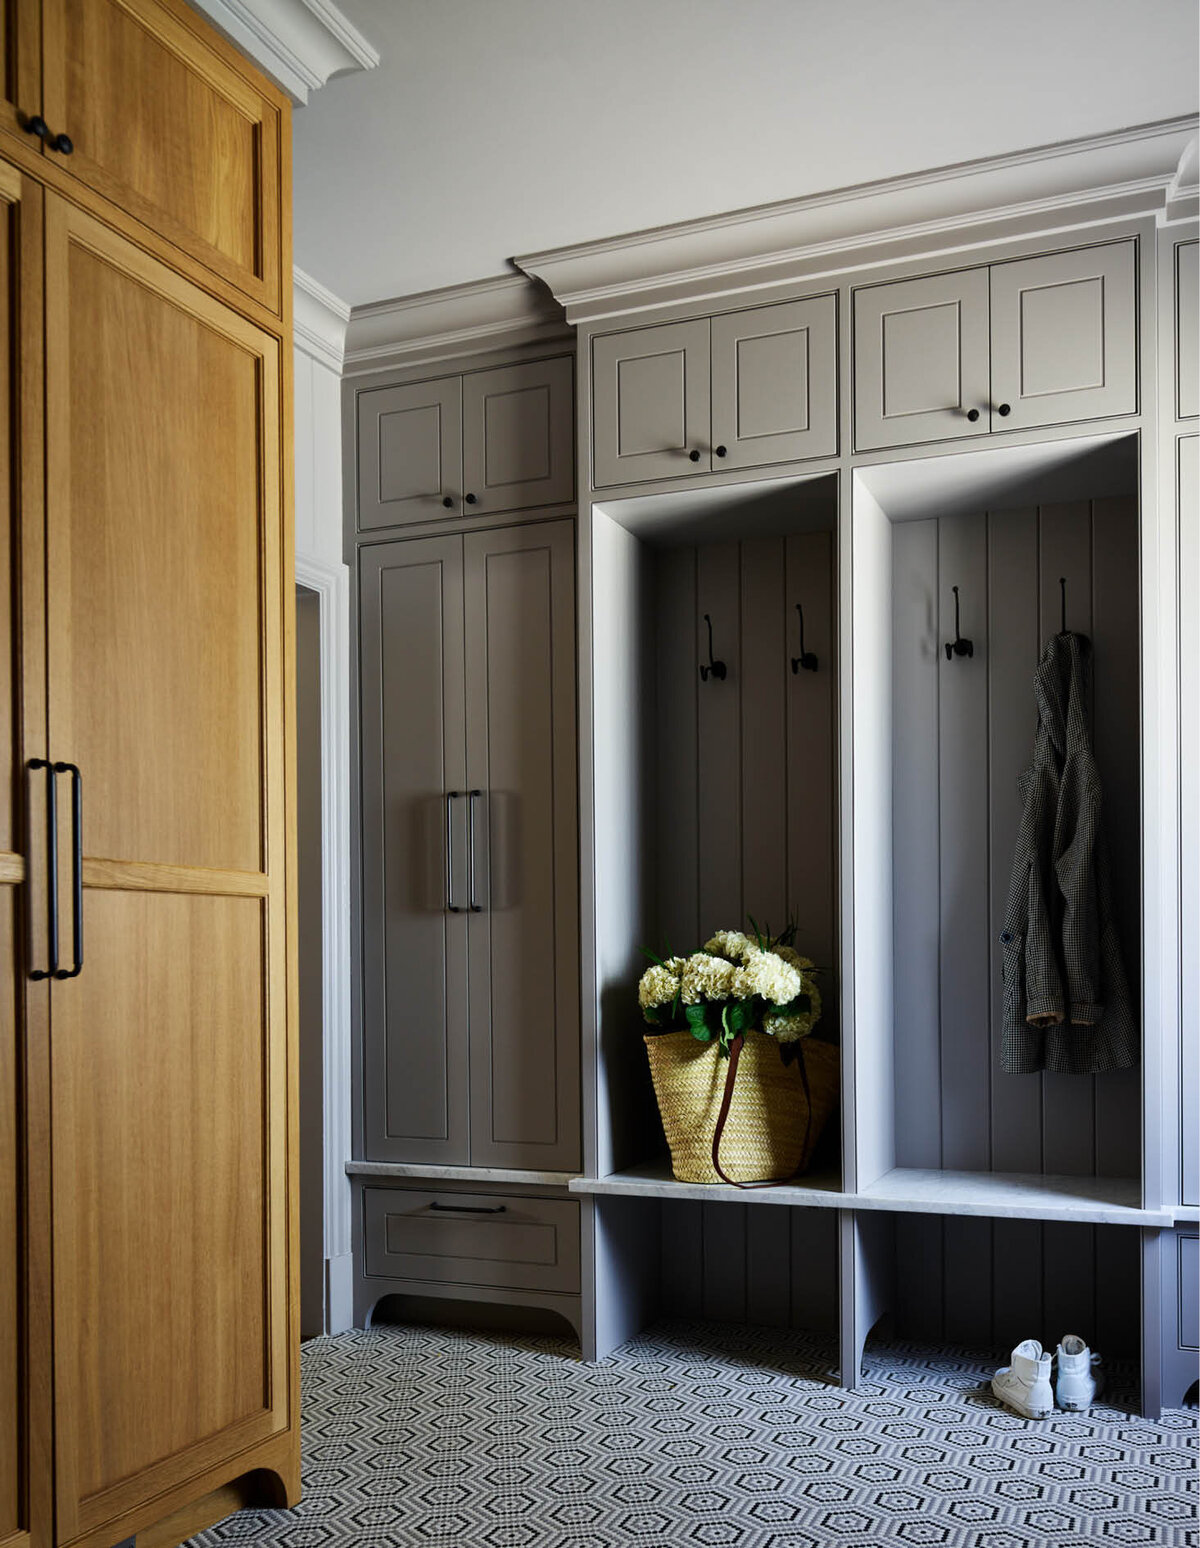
186;1321;1197;1547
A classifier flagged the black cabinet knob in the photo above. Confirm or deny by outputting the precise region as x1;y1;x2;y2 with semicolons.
52;132;73;155
997;402;1012;417
24;114;49;140
465;492;478;505
715;445;727;458
688;449;701;463
442;496;454;508
966;408;980;423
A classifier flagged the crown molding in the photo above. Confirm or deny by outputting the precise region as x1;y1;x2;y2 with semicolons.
516;115;1200;325
188;0;379;103
294;267;350;372
342;273;571;378
1165;134;1200;223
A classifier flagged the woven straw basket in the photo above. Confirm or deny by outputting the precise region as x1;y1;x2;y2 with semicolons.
644;1030;839;1184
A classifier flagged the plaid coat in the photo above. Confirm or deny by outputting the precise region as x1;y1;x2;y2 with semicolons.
999;631;1139;1074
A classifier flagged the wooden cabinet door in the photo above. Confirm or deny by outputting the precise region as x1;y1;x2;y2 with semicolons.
711;295;838;470
0;1;39;146
464;521;580;1171
42;194;295;1544
592;319;710;486
462;355;575;516
357;375;462;531
40;0;285;311
358;536;470;1165
989;241;1137;432
0;158;49;1548
853;267;990;451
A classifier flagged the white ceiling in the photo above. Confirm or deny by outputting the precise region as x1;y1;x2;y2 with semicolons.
292;0;1199;310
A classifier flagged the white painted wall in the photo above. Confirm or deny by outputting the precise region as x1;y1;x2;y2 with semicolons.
293;270;354;1333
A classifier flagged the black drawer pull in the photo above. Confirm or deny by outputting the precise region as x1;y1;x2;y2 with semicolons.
53;761;83;979
428;1201;507;1215
26;759;58;980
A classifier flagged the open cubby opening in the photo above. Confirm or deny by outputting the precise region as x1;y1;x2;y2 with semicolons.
590;471;842;1188
850;431;1143;1210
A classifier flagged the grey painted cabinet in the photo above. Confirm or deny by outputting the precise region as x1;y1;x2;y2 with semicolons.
1178;240;1198;420
356;355;574;530
854;240;1137;451
592;296;837;487
358;520;580;1173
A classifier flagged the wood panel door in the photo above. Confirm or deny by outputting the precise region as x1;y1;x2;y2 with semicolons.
989;241;1137;432
0;158;49;1548
0;1;39;146
711;295;838;470
41;194;295;1545
40;0;285;311
853;267;990;451
358;536;470;1165
592;319;710;487
356;376;462;531
462;356;575;516
464;521;580;1171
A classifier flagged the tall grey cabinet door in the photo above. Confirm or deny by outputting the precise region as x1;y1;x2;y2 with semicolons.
711;295;838;468
853;266;990;450
462;356;575;515
463;521;581;1171
359;536;471;1163
357;375;462;530
989;241;1137;431
592;318;710;487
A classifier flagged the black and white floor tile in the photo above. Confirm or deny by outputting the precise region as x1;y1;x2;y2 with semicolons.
188;1321;1197;1547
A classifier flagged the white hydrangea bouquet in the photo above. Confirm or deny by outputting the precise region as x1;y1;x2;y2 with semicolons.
638;920;822;1063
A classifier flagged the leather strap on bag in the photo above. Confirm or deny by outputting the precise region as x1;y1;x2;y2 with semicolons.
710;1034;815;1189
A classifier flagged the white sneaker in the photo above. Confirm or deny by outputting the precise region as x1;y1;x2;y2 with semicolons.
1055;1334;1103;1411
991;1339;1055;1418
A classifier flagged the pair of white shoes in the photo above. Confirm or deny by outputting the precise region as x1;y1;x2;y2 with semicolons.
991;1334;1104;1418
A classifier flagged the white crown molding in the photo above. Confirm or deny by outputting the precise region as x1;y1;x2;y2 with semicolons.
516;115;1200;324
342;273;571;378
1165;134;1200;222
294;266;351;372
188;0;379;103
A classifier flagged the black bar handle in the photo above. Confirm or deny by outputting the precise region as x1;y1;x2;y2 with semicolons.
53;762;82;979
445;791;462;912
429;1201;507;1215
467;790;483;912
26;759;58;981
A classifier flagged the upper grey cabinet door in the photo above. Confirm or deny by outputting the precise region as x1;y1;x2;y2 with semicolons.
592;318;711;487
989;241;1137;432
357;375;462;530
1177;239;1198;421
711;295;838;469
853;267;990;451
359;536;471;1164
462;356;575;515
463;520;581;1172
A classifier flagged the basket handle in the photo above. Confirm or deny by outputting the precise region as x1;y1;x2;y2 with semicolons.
711;1033;815;1189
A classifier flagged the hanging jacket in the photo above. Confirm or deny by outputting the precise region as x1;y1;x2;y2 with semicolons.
999;631;1138;1074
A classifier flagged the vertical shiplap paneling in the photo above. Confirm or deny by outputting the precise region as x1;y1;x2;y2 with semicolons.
696;543;743;938
1037;503;1097;1177
893;1216;944;1342
746;1208;793;1327
942;1217;994;1345
1093;1224;1140;1355
938;513;992;1171
654;547;700;958
791;1210;840;1332
702;1204;748;1323
991;1220;1046;1351
1090;497;1142;1180
740;537;789;934
1042;1220;1097;1346
988;508;1043;1173
660;1200;705;1320
891;520;941;1167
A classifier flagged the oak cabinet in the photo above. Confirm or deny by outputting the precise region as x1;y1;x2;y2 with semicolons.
592;294;838;487
0;0;38;144
358;520;580;1174
356;354;575;531
854;239;1137;451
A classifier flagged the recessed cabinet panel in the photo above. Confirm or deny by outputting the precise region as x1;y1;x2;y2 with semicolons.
1178;240;1198;420
463;355;574;514
854;267;990;450
989;242;1136;431
359;538;469;1165
593;318;710;486
712;295;837;469
0;0;39;144
358;377;462;530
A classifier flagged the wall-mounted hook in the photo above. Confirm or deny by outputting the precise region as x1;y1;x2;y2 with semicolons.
699;614;726;682
790;602;818;673
944;585;974;660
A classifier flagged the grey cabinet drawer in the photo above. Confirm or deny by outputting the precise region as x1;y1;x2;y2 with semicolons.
362;1187;581;1294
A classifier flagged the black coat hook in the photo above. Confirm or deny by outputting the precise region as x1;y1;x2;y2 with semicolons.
699;614;726;682
791;602;818;673
944;585;974;660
